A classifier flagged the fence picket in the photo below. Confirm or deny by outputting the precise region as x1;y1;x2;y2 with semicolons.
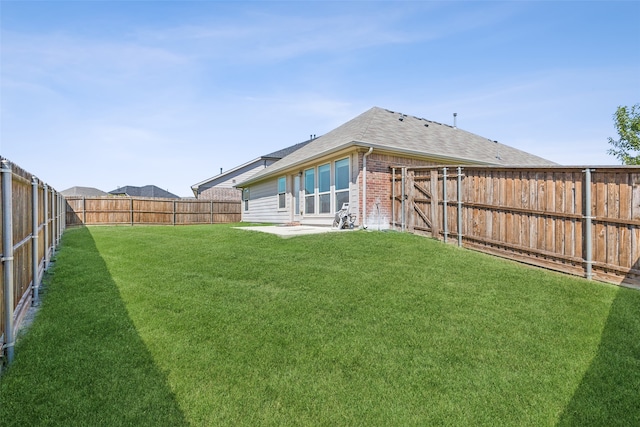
1;158;62;365
393;166;640;288
65;196;241;226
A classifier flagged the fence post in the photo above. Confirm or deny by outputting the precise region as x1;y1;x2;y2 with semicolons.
401;168;406;232
392;168;396;230
61;194;65;234
1;160;15;363
173;200;176;225
210;201;214;224
430;169;439;239
442;167;448;243
43;183;49;267
457;167;463;247
51;188;57;252
31;177;40;305
54;192;58;245
583;168;594;280
57;193;62;243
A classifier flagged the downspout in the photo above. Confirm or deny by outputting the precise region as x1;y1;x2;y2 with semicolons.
362;147;373;229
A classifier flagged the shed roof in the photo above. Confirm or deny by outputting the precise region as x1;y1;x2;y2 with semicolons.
240;107;556;186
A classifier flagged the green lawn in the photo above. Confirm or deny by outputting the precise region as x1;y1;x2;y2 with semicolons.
1;225;639;426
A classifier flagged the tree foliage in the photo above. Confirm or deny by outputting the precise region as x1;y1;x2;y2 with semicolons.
607;104;640;165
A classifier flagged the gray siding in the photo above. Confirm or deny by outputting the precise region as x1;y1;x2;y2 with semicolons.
197;159;277;196
241;179;291;224
244;152;359;226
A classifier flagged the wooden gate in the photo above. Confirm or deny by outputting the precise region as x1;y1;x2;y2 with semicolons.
392;168;440;237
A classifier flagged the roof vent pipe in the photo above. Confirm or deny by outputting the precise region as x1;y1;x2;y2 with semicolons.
220;168;223;174
453;113;457;129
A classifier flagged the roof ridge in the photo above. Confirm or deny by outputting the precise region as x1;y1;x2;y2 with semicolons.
358;107;382;140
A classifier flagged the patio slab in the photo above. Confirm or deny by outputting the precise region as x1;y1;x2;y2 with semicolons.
235;225;343;237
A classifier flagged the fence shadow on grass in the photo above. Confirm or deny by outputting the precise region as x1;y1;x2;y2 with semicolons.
556;267;640;426
0;226;188;426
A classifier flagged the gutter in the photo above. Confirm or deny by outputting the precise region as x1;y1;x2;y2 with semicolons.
362;147;373;229
239;141;507;189
237;142;358;187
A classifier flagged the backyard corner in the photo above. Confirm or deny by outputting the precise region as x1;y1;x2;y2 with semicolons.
1;224;638;426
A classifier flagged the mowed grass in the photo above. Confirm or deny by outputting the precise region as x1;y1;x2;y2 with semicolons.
1;225;639;426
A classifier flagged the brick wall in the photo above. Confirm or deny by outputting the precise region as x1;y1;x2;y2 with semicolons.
356;152;440;227
198;187;241;201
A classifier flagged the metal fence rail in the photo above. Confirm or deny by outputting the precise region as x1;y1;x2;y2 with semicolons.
392;165;640;288
1;158;64;364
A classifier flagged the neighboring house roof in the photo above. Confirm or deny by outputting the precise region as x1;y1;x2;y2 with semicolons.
262;139;314;159
109;185;179;199
61;186;109;197
191;139;314;195
239;106;557;187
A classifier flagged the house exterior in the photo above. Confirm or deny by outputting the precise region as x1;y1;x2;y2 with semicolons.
191;140;312;200
60;186;109;197
236;106;556;227
109;185;180;199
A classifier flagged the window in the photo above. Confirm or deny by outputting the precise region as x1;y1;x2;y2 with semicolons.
304;168;315;214
318;163;331;214
278;176;286;209
294;175;300;215
334;158;349;210
243;188;249;211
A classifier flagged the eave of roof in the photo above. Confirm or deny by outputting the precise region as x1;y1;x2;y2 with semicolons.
236;141;501;188
191;156;265;192
191;140;314;195
236;106;556;188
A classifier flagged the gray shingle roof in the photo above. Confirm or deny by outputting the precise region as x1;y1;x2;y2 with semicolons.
109;185;179;199
262;139;314;159
61;186;109;197
240;106;556;186
191;139;314;192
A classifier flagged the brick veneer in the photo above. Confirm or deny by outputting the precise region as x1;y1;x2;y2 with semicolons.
356;151;440;225
198;187;242;201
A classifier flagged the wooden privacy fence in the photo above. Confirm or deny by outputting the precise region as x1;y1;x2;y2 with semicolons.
392;166;640;288
1;158;64;364
65;196;241;226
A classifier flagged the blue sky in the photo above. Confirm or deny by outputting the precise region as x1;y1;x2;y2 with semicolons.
1;1;639;197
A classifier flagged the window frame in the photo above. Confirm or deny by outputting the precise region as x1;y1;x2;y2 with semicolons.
334;157;350;211
304;168;315;214
277;176;286;210
318;163;331;214
243;188;250;211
